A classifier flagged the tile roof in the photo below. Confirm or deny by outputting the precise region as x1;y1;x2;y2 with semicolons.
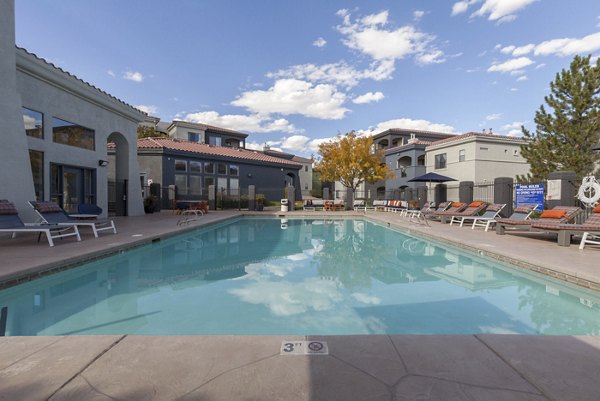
428;132;526;147
16;47;146;116
135;138;302;167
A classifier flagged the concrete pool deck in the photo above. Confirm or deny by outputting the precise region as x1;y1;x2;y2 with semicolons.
1;209;600;400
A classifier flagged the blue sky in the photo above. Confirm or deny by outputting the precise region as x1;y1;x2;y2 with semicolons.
15;0;600;157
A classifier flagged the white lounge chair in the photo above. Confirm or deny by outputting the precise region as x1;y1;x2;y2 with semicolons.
29;201;116;238
0;201;80;247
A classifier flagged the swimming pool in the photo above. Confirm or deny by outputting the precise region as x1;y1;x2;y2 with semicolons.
1;217;599;336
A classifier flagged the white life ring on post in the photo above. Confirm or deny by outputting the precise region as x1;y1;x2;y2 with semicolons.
577;176;600;206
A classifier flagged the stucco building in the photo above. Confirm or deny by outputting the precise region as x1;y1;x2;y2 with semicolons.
0;0;146;219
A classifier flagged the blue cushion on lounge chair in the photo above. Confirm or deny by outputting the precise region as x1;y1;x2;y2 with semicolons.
78;203;102;215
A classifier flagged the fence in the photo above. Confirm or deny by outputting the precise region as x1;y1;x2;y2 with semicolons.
141;184;296;211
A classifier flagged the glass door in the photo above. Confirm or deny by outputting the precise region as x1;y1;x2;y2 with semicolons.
50;164;96;213
63;167;83;213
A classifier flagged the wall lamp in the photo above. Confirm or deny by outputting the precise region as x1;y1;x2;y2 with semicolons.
98;160;109;167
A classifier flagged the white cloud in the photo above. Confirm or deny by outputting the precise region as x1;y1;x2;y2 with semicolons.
470;0;538;23
486;113;502;121
500;45;515;54
352;292;381;305
534;32;600;57
229;278;343;317
123;71;144;82
352;91;385;104
231;79;349;120
337;10;445;64
502;121;525;136
512;44;535;56
510;87;518;91
500;32;600;59
451;1;475;16
107;70;116;77
487;57;534;73
135;105;158;115
362;118;456;135
313;37;327;48
22;114;38;130
516;75;528;81
413;10;426;21
267;59;395;89
181;110;300;133
535;63;546;69
281;135;311;151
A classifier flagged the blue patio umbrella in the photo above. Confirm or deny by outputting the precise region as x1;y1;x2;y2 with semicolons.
408;172;457;203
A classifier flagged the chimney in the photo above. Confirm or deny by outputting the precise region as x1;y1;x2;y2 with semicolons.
263;144;270;151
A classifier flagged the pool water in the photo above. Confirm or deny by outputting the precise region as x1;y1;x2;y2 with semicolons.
1;217;600;336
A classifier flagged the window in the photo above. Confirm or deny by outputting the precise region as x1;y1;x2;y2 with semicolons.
189;176;202;195
208;135;222;146
417;155;425;166
29;150;44;200
217;177;227;192
175;175;187;195
174;160;187;172
229;165;239;176
204;176;214;190
480;147;488;151
190;161;202;173
52;117;95;150
204;162;214;174
304;165;308;172
23;107;43;138
188;132;200;142
459;149;465;162
513;149;519;156
400;167;407;177
217;163;227;175
435;153;447;169
229;178;239;195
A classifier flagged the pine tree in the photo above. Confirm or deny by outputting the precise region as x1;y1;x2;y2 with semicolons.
519;55;600;181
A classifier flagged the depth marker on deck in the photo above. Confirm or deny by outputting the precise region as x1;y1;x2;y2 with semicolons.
280;340;328;355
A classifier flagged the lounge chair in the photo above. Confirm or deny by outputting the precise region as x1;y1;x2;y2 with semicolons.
405;202;434;219
463;203;507;231
0;201;80;246
496;205;581;236
353;199;367;211
422;201;452;218
450;203;505;229
427;202;468;222
386;200;407;214
530;205;600;247
447;201;488;225
29;201;117;238
372;200;388;211
580;232;600;250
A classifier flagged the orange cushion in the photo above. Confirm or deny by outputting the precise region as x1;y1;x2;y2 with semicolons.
451;202;463;208
540;209;567;219
468;201;484;207
594;204;600;213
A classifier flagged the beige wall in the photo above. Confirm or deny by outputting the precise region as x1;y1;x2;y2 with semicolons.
426;137;530;201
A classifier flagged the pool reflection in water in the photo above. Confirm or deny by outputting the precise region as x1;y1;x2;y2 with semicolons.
1;218;599;336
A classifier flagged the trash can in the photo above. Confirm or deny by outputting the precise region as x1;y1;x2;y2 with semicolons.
280;198;289;212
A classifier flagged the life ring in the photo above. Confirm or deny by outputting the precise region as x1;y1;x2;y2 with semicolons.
577;176;600;206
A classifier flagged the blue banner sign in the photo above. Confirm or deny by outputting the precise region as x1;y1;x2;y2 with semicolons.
515;184;545;210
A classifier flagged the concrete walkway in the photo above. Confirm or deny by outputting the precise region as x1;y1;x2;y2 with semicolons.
1;209;600;400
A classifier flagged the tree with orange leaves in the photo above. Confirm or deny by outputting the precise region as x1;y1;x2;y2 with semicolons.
315;132;390;191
